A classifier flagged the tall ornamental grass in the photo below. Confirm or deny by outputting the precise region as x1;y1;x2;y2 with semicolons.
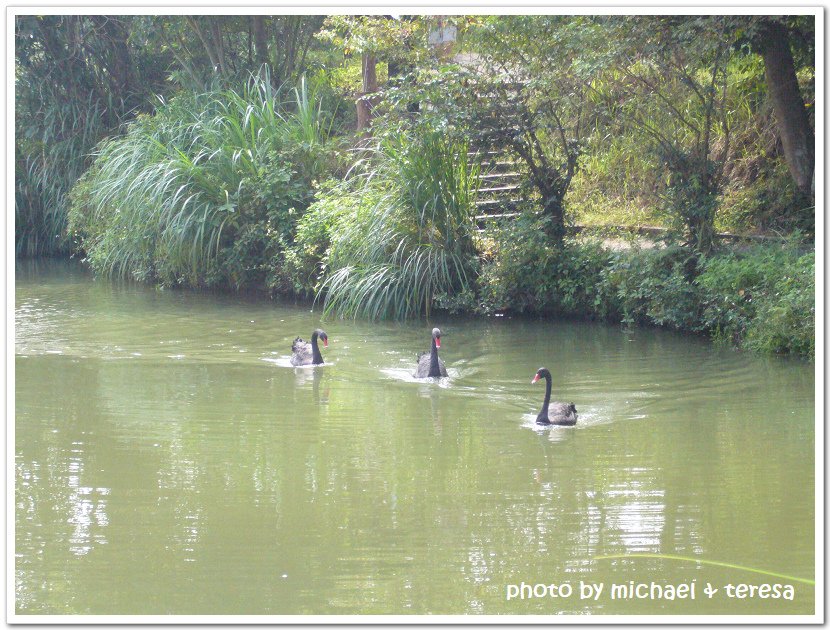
296;131;481;320
16;90;111;258
69;75;335;286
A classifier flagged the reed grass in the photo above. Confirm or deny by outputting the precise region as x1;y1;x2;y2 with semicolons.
16;90;109;257
313;131;481;320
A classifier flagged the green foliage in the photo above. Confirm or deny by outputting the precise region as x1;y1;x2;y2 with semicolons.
140;16;330;88
277;179;357;296
481;224;813;357
483;232;704;330
600;16;738;253
16;15;345;260
318;15;430;58
744;252;814;356
567;133;667;228
718;161;813;235
565;21;813;237
459;17;596;239
697;238;814;355
22;14;816;359
294;129;481;320
15;15;171;257
68;74;339;288
603;246;705;331
480;214;612;316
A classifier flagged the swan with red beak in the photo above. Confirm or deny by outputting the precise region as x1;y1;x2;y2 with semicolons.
415;327;448;378
532;367;577;426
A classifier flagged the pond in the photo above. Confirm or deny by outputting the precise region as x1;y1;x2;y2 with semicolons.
14;260;816;617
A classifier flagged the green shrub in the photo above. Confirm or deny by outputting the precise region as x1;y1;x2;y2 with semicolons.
480;224;814;357
278;179;358;296
744;250;814;356
698;240;814;355
480;214;613;317
603;245;704;331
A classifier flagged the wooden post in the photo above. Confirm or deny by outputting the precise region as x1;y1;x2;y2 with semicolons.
357;52;378;132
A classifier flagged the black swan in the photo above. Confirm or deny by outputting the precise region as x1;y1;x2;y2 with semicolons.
291;329;328;366
415;328;448;378
532;367;577;426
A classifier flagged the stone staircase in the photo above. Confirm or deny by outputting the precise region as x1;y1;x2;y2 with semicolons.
470;151;523;227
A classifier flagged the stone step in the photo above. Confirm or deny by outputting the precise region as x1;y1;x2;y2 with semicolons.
479;185;521;194
475;212;521;228
478;161;518;169
475;198;522;206
479;172;520;179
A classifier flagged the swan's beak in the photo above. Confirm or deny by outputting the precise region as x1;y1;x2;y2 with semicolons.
531;374;540;384
435;338;441;348
323;339;328;347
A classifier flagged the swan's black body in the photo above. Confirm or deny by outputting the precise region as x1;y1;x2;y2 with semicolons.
532;367;577;426
415;328;447;378
291;329;328;366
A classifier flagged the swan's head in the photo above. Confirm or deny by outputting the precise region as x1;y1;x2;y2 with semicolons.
314;329;328;347
432;327;442;348
532;367;550;384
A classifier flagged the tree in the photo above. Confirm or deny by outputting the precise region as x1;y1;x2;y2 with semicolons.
153;16;325;87
460;16;598;241
252;16;269;70
755;17;814;200
318;16;430;132
15;15;170;256
15;14;334;258
605;16;739;254
356;52;379;131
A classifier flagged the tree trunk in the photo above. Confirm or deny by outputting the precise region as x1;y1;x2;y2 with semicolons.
357;53;378;132
209;20;229;77
186;17;227;77
252;16;269;73
760;20;814;198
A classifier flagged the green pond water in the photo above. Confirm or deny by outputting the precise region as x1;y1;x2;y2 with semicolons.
14;260;816;617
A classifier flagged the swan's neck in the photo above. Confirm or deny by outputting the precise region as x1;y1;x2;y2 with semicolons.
429;337;441;377
311;332;324;364
537;373;552;422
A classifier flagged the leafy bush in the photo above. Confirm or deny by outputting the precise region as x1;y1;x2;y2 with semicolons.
480;214;613;316
481;223;814;357
482;217;706;330
603;245;705;331
697;239;814;355
69;75;339;289
277;179;358;296
744;251;814;356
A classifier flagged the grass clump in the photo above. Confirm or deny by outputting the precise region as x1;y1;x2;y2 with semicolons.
293;130;481;320
16;92;113;258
